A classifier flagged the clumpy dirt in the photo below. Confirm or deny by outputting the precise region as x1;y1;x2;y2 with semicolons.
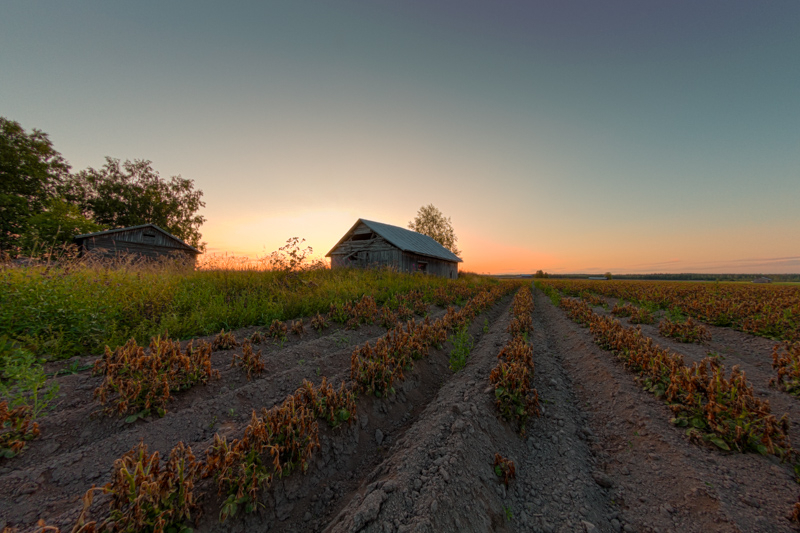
3;287;800;532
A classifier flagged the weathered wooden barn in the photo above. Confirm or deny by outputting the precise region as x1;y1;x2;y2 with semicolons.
73;224;201;264
326;219;462;278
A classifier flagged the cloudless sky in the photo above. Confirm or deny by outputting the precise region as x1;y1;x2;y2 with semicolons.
2;1;799;273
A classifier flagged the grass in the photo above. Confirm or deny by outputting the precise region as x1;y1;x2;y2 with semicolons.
0;259;496;360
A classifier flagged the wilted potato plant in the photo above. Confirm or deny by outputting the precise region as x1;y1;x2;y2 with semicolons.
93;336;219;421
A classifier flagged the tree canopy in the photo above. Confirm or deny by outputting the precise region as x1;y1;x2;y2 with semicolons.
63;158;206;250
408;204;461;257
0;118;71;254
0;117;207;256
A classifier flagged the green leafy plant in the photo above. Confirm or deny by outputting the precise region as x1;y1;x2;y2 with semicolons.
448;327;474;371
0;339;59;419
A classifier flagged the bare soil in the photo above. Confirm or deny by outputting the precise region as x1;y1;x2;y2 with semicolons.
3;288;799;533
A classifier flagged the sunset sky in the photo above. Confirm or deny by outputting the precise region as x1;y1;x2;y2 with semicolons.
2;2;799;274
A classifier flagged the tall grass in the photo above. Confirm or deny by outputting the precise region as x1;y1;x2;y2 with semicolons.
0;257;495;360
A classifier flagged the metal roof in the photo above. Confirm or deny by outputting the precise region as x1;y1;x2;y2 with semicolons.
326;219;462;263
74;224;201;254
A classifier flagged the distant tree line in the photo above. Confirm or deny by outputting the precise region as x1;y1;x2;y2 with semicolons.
0;117;206;257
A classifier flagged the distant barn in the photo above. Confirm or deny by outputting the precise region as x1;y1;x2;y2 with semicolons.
74;224;201;265
326;219;462;278
753;277;772;284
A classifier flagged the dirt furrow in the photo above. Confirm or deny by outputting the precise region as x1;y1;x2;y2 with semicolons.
196;293;515;532
591;298;800;456
542;291;799;532
0;315;428;530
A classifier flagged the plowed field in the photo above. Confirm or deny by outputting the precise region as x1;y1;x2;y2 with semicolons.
3;284;800;533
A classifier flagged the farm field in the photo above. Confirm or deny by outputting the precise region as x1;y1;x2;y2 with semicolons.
3;275;800;532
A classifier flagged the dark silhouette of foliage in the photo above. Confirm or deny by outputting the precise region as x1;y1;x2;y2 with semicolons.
0;117;71;255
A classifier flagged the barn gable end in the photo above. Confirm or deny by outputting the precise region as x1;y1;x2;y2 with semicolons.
326;219;461;278
74;224;200;264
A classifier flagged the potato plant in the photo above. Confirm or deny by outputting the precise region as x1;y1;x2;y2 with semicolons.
231;340;265;380
493;453;516;486
93;336;219;419
268;319;288;342
0;401;40;459
205;378;356;521
541;279;799;341
211;329;238;351
491;287;540;435
770;341;800;395
658;317;711;343
560;297;790;456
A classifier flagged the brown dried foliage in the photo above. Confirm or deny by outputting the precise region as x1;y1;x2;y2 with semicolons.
231;340;265;380
493;453;516;486
562;297;790;455
204;378;356;520
290;320;305;336
352;285;512;397
543;279;799;341
310;313;328;333
268;319;288;341
771;341;800;395
293;378;357;428
659;317;711;343
211;329;238;351
93;337;219;417
0;401;40;458
611;303;654;324
73;441;202;533
491;287;540;435
248;331;266;345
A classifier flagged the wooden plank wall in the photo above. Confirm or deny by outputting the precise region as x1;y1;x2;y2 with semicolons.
400;251;458;279
82;236;197;265
111;227;187;249
329;223;457;278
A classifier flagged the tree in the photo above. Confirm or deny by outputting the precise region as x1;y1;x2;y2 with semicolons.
604;272;613;280
0;118;71;255
18;198;105;254
408;204;461;256
63;158;207;250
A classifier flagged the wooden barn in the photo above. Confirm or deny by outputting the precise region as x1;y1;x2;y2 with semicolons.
326;219;462;278
73;224;201;265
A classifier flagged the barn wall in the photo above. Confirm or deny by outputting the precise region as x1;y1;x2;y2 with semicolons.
81;236;197;265
328;221;459;278
400;252;458;279
106;227;188;249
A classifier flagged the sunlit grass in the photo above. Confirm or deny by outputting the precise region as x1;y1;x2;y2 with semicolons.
0;254;494;360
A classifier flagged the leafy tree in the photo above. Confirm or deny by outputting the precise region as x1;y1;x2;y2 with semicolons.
0;118;70;255
63;158;206;250
605;272;613;280
18;198;105;254
408;204;461;256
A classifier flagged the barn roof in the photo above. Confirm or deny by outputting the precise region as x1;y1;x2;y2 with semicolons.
74;224;201;254
327;219;462;263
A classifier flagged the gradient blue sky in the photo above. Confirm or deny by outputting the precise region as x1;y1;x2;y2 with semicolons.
2;1;799;273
